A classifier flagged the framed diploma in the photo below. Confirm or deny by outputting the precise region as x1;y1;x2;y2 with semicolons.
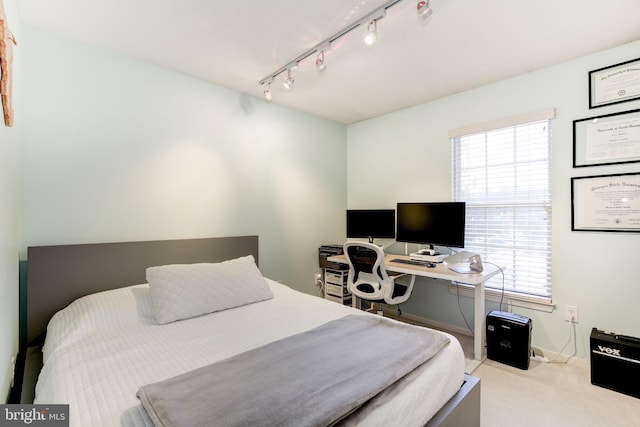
571;172;640;232
573;108;640;167
589;57;640;109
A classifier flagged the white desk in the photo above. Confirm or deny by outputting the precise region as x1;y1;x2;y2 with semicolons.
328;253;502;372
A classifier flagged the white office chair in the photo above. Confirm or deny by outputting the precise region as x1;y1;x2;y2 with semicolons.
343;241;416;315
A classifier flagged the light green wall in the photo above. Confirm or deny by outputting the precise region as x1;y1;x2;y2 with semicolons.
347;40;640;359
20;27;347;296
0;0;21;401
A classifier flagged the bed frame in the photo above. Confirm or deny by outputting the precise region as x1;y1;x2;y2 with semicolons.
17;235;479;426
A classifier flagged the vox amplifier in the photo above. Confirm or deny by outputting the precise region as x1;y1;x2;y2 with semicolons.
486;311;532;370
590;328;640;399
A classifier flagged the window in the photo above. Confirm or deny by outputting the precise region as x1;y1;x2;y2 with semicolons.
450;109;554;300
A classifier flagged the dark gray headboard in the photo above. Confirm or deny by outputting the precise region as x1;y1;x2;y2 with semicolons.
26;235;259;345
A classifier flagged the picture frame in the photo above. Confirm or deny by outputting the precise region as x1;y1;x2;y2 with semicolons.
571;172;640;232
588;57;640;109
573;108;640;168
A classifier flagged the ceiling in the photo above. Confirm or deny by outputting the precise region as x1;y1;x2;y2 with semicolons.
17;0;640;124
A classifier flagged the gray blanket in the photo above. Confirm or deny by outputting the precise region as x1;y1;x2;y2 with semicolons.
137;314;450;427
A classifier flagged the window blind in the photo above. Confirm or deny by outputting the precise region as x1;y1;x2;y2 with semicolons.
451;111;554;299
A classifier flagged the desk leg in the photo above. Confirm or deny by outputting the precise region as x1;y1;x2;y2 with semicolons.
464;281;487;373
473;281;485;362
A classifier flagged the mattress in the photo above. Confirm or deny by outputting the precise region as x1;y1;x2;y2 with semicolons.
35;279;465;426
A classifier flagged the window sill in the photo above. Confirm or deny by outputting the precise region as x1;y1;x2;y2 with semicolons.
448;282;555;313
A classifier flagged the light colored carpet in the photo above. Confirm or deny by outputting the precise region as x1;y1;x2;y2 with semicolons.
385;312;640;426
448;331;640;427
475;359;640;427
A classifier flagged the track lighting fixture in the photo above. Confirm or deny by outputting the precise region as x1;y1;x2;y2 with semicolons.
417;0;433;19
258;0;433;98
283;68;295;90
315;50;327;72
364;20;377;46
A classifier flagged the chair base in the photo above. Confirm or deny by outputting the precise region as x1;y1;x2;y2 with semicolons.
360;300;403;317
362;301;384;316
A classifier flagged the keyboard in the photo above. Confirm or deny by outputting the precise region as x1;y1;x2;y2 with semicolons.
390;258;436;268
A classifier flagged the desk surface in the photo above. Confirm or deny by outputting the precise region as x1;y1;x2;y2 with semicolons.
327;253;501;285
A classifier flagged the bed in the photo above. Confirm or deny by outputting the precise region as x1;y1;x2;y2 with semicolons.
20;236;480;426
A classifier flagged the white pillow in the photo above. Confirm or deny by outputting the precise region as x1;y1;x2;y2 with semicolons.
146;255;273;324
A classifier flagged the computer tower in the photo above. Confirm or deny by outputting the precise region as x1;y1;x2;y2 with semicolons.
590;328;640;399
318;245;347;270
486;311;532;370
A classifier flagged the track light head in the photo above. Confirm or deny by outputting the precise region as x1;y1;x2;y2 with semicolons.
263;82;272;102
283;69;295;90
364;20;377;46
315;50;327;72
417;0;433;19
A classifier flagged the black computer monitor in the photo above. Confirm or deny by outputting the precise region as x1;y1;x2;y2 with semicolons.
346;209;396;242
396;202;465;248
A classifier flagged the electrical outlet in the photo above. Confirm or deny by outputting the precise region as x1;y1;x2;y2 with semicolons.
565;305;578;323
314;273;322;287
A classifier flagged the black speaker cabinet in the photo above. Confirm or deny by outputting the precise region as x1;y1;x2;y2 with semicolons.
486;311;532;370
590;328;640;399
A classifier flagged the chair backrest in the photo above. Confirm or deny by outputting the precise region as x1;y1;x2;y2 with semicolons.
344;242;393;301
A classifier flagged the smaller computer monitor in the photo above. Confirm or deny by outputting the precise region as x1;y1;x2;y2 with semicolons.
346;209;396;242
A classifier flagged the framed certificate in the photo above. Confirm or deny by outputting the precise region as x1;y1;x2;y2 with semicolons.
589;57;640;109
571;172;640;232
573;108;640;167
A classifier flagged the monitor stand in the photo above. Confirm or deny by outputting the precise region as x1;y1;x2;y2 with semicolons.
410;244;445;262
410;252;447;263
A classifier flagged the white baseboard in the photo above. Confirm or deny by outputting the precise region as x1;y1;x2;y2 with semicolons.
530;346;588;369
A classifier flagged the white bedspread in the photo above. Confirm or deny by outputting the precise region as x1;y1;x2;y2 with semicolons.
35;280;464;427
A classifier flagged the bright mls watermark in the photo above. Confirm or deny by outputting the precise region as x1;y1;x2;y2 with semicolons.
0;405;68;426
